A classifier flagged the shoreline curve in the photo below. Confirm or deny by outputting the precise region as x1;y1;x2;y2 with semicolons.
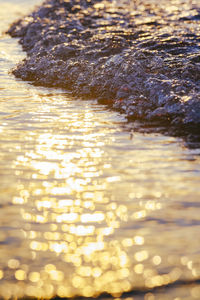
7;0;200;141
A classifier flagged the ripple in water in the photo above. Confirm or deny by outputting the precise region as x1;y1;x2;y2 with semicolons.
0;1;200;299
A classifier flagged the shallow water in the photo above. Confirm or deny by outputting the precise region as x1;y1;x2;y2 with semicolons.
0;0;200;299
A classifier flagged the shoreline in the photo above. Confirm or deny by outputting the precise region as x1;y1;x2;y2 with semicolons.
7;0;200;141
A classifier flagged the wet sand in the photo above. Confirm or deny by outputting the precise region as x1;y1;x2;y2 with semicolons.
7;0;200;141
9;0;200;140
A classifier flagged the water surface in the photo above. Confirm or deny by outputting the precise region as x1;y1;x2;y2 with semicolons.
0;1;200;299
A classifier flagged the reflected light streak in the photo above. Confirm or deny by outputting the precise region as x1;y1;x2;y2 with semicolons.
12;106;138;298
2;71;198;299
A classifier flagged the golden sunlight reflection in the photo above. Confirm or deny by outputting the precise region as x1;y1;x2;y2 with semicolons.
6;106;144;297
5;101;200;297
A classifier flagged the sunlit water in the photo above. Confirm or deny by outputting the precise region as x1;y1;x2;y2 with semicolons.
0;0;200;299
